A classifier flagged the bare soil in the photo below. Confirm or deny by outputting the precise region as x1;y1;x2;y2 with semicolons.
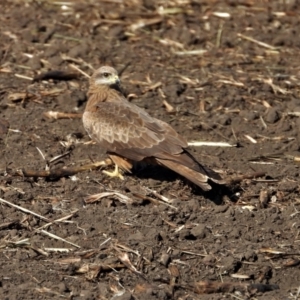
0;1;300;299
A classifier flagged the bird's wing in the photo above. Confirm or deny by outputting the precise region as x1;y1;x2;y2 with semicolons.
82;100;187;161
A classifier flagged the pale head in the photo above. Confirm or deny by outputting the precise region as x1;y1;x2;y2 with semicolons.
91;66;120;87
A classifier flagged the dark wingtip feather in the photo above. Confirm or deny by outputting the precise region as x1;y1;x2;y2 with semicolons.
156;158;212;191
155;153;225;190
202;165;225;185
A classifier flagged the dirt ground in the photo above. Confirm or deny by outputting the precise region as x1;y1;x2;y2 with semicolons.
0;0;300;299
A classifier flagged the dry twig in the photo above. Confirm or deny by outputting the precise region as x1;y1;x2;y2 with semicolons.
0;197;50;222
43;111;82;120
13;160;111;179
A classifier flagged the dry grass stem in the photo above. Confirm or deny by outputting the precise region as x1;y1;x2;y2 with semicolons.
256;135;294;142
260;116;267;129
114;243;140;257
49;151;71;164
69;63;91;78
43;111;82;120
44;248;73;252
290;155;300;162
118;252;147;281
286;112;300;117
248;152;285;162
188;141;237;147
84;191;134;205
8;88;65;102
100;237;112;247
158;88;166;99
0;197;75;254
53;33;81;42
237;33;278;50
212;12;231;18
192;280;279;294
36;287;67;298
37;210;79;230
259;248;292;255
142;81;162;94
162;100;175;113
249;161;275;165
38;229;80;248
261;78;289;95
216;21;224;48
14;74;33;81
180;250;208;257
227;172;266;185
158;38;184;49
8;92;33;102
230;274;251;279
60;54;94;70
14;160;109;179
0;197;50;222
36;147;47;162
0;67;12;73
174;49;207;56
0;238;30;249
157;7;187;15
132;191;178;210
145;188;173;204
217;79;244;87
129;17;162;31
177;75;199;85
244;135;257;144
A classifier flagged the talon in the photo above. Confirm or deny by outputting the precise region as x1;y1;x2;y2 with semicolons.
102;164;124;180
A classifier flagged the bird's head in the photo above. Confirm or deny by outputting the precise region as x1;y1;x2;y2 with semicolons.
91;66;120;88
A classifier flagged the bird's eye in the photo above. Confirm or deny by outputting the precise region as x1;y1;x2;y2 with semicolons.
103;72;109;78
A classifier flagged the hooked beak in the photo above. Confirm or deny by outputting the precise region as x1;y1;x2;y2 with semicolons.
113;75;120;85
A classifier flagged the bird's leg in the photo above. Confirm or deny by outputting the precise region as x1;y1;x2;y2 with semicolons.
102;164;124;180
94;158;113;168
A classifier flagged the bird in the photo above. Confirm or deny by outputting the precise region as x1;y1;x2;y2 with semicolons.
82;66;225;191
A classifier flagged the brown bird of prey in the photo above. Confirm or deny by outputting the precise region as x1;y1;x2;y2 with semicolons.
83;66;224;191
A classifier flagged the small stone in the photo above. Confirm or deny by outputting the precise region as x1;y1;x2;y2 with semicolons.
28;56;42;70
57;282;68;293
239;110;259;121
265;107;280;123
178;228;192;240
158;253;170;267
217;115;232;125
48;55;63;67
214;205;229;213
190;224;206;239
128;231;144;241
278;180;298;192
21;28;38;43
202;254;216;266
244;250;257;262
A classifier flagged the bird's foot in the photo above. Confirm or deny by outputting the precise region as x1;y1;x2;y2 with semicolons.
102;164;124;180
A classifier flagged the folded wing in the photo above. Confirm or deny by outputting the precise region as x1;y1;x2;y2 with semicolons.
83;98;224;190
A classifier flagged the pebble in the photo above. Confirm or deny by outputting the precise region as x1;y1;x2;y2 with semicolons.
265;107;280;123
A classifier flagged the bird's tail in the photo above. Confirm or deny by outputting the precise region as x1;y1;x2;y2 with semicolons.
156;154;224;191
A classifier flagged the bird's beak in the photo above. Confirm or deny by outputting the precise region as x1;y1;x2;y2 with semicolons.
113;75;120;85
